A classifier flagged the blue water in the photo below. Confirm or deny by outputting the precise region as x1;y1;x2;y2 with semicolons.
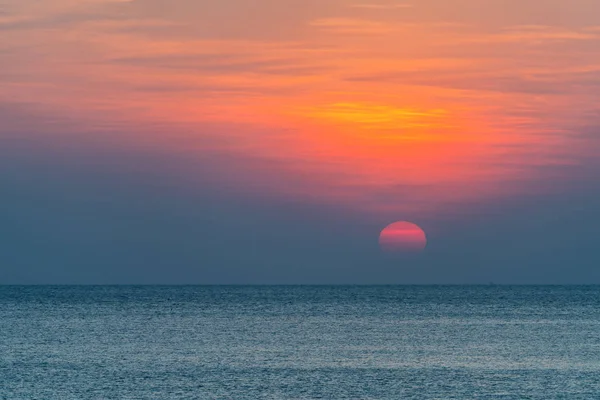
1;286;600;399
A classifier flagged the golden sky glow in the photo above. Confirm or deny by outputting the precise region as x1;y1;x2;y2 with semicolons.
2;0;599;220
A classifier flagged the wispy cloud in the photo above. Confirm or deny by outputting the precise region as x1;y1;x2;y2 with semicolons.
349;3;413;9
309;18;394;34
483;25;599;43
110;52;330;77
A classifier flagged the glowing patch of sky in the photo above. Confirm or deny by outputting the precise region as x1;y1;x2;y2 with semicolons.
1;0;599;221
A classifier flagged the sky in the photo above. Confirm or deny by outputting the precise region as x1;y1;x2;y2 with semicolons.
1;0;600;284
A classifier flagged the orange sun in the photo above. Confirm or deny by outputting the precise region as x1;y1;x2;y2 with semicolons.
379;221;427;253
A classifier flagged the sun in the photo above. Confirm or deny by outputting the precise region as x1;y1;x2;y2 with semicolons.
379;221;427;253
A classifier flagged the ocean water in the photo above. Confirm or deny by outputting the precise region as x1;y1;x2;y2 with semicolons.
1;286;600;399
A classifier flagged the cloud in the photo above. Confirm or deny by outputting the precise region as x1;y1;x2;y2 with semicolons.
309;18;394;34
349;3;413;9
0;10;176;32
110;53;329;76
479;25;599;43
344;71;582;95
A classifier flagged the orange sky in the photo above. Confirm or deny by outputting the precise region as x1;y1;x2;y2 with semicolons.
2;0;599;221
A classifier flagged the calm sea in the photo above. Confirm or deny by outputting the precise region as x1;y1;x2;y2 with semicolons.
1;286;599;399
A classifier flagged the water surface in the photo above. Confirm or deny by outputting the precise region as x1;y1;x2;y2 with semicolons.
1;285;599;399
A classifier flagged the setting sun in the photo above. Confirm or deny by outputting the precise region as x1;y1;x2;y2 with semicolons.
379;221;427;253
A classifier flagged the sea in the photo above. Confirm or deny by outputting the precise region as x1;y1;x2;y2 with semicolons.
1;285;599;399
